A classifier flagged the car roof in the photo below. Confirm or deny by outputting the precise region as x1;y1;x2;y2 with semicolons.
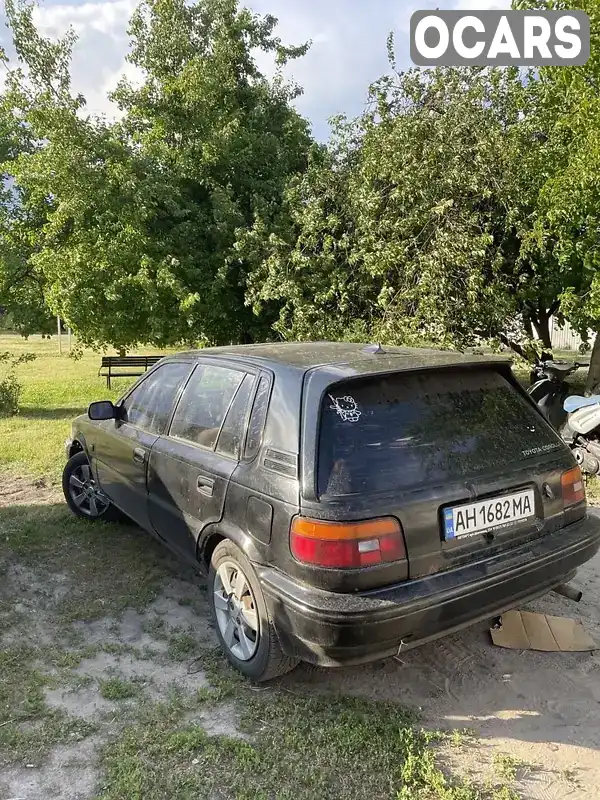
172;341;511;378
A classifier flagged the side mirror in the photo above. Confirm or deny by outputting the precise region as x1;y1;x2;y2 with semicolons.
88;400;119;421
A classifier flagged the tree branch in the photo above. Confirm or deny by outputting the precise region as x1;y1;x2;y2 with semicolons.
548;299;560;316
497;333;529;360
474;329;531;361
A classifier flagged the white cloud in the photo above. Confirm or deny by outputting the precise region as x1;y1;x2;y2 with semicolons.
30;0;138;118
33;0;136;36
250;0;398;136
0;0;512;138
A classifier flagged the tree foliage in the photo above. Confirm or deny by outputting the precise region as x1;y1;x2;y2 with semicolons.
249;9;600;362
1;0;600;368
2;0;312;350
249;61;571;355
515;0;600;384
0;43;54;336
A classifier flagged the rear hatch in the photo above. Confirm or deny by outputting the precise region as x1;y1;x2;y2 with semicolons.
304;365;582;588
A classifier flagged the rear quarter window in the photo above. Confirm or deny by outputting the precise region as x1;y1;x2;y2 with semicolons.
216;374;255;459
244;375;271;460
318;368;563;497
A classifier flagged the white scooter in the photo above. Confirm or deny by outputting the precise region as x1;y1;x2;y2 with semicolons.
528;360;600;475
563;394;600;476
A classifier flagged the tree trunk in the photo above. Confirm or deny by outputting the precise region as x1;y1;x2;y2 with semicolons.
586;334;600;395
531;314;552;351
118;347;126;357
523;314;535;341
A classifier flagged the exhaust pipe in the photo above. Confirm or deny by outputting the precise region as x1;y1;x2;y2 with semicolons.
553;583;583;603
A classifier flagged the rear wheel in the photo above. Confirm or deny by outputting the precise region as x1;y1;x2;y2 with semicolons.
208;539;298;681
62;452;124;522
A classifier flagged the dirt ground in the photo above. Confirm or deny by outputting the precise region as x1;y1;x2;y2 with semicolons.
1;478;599;800
314;556;600;800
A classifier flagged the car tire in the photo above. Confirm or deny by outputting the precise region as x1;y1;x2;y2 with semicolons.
62;452;126;523
208;539;299;681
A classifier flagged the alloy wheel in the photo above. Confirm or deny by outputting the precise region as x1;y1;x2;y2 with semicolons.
68;462;110;518
213;560;259;661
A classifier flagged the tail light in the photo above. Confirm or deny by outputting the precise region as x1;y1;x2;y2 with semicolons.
290;517;406;569
561;467;585;507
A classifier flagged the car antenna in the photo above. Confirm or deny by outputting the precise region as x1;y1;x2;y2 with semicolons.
362;343;386;354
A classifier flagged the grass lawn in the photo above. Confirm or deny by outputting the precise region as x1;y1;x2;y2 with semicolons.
0;331;564;799
0;333;172;480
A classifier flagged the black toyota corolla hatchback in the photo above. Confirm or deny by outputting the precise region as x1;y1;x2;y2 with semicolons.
63;343;600;680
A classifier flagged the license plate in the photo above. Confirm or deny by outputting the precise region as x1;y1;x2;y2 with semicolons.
443;489;535;540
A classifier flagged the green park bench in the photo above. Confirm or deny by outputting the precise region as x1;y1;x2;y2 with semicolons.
99;355;165;389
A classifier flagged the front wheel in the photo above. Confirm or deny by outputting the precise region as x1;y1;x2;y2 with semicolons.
208;539;299;681
62;452;124;522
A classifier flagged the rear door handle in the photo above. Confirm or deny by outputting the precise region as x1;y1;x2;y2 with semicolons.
133;447;146;465
197;476;214;497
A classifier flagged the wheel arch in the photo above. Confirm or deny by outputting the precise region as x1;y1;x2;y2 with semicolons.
198;521;263;573
67;437;85;459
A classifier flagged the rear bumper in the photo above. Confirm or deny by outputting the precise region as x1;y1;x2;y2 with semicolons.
259;513;600;666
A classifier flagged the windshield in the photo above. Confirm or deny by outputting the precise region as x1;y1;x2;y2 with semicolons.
317;368;562;498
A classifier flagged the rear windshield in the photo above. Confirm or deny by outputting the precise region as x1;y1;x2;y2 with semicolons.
318;368;562;497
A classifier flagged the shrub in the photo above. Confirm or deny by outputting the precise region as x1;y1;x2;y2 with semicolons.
0;352;36;417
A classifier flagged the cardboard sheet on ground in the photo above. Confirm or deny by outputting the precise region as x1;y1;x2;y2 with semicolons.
490;610;596;652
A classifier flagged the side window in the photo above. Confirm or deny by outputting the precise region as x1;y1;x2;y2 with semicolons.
121;363;190;435
216;374;255;459
170;364;245;450
244;376;271;459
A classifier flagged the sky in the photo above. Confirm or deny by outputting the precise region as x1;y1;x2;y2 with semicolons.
0;0;511;140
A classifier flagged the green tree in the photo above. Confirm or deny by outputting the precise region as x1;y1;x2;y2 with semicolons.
243;124;375;342
0;45;54;336
251;60;567;357
3;0;312;351
516;0;600;388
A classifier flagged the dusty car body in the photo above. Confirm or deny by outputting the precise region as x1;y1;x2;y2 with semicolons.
64;342;600;679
